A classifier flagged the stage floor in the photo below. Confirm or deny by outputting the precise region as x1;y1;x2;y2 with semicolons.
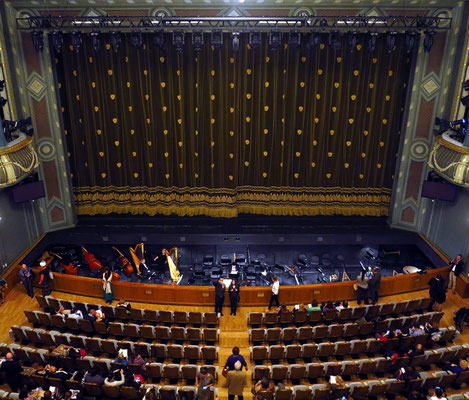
21;216;448;287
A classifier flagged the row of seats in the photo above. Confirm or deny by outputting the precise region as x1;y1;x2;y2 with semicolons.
3;342;219;381
36;295;219;326
249;311;444;343
250;346;469;382
23;312;220;343
16;374;216;400
6;330;219;363
248;297;432;327
249;328;460;361
255;381;469;400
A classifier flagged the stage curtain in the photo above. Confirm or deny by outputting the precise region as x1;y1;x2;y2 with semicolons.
55;33;412;217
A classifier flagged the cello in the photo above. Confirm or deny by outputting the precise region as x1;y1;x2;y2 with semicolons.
112;247;134;277
82;247;103;273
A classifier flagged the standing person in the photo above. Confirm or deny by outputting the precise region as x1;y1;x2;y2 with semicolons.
102;268;114;304
368;266;382;305
224;347;248;372
0;352;23;391
19;263;34;298
355;270;369;305
229;280;240;316
268;275;280;310
226;361;246;400
0;274;7;305
214;276;225;316
196;367;214;400
38;261;52;296
448;254;464;294
428;274;446;311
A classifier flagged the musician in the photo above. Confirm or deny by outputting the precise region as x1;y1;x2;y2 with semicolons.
268;275;280;310
229;280;240;316
214;276;226;316
449;254;464;294
138;259;150;276
38;261;52;296
153;250;168;270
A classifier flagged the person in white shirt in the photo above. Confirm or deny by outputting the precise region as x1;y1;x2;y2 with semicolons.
429;386;447;400
268;275;280;310
448;254;464;293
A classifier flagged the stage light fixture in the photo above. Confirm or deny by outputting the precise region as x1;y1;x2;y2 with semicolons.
71;31;82;53
130;31;143;49
232;32;240;52
173;31;185;52
51;31;63;53
385;31;396;53
110;31;122;53
405;30;417;53
91;31;101;52
306;32;321;49
463;80;469;91
328;31;341;50
423;30;435;53
31;30;44;53
367;32;378;53
269;32;282;52
347;31;358;52
319;18;328;28
211;31;223;50
288;31;301;50
249;32;261;49
192;31;204;52
153;31;166;51
0;80;4;92
0;97;7;107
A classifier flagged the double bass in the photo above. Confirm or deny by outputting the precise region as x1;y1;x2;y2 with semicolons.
112;247;134;277
82;247;103;273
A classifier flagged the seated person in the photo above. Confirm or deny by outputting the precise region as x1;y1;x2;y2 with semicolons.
68;347;85;359
124;370;142;389
276;304;290;316
444;359;469;374
104;369;125;387
396;365;420;382
335;301;348;311
113;353;129;367
68;307;83;319
48;365;71;380
408;343;424;358
84;368;105;385
35;364;49;376
83;309;98;322
117;299;131;310
409;326;425;337
308;300;322;312
51;344;74;356
292;303;308;315
132;354;147;371
376;330;396;342
430;386;448;400
56;305;71;316
322;301;335;311
253;377;276;393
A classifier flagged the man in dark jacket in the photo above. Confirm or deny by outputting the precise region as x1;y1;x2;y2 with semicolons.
449;254;464;293
84;369;105;385
368;266;382;305
0;352;23;391
214;277;225;315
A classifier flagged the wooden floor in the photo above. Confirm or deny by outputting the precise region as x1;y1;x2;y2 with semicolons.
1;285;469;399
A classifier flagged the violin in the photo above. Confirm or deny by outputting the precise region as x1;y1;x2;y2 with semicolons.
112;247;134;277
82;247;103;273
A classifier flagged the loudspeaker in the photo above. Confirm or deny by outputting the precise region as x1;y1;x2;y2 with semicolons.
421;180;457;202
11;180;45;203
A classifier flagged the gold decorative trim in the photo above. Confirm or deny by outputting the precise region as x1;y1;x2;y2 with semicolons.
74;186;391;218
435;135;469;155
0;136;33;155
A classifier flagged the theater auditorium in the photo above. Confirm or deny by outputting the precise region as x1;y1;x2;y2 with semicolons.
0;0;469;399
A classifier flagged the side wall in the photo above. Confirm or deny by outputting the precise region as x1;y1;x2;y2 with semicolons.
0;190;42;268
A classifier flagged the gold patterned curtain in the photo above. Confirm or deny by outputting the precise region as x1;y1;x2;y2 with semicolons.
56;32;411;217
